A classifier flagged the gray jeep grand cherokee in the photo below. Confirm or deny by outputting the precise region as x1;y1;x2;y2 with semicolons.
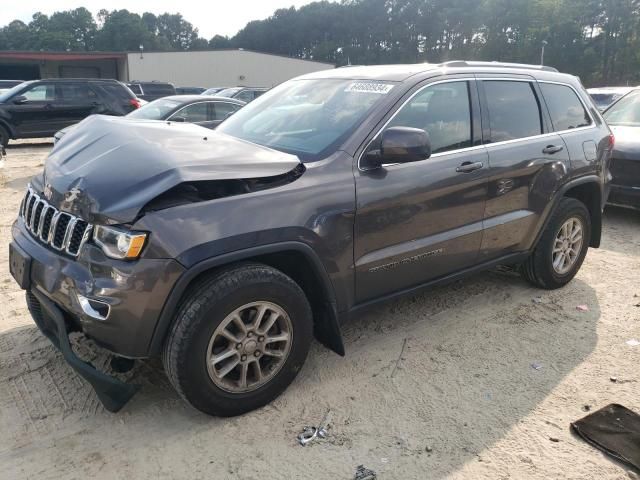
10;61;612;416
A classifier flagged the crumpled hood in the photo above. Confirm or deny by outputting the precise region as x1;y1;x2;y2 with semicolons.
37;115;300;224
610;125;640;161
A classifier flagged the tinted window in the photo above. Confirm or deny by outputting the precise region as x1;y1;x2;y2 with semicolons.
213;102;240;120
541;83;591;131
100;83;135;100
128;84;143;95
387;81;472;154
58;83;98;102
171;102;208;122
141;83;175;95
21;84;55;102
484;81;542;142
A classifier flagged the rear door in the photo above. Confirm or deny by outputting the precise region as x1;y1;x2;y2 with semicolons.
55;82;102;127
354;78;489;302
477;76;571;260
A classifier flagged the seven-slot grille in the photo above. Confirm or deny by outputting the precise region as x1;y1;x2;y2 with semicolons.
19;186;92;257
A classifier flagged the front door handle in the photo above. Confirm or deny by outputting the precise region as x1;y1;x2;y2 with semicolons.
456;161;483;173
542;145;564;154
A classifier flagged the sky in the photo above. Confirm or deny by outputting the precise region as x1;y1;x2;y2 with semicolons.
1;0;320;38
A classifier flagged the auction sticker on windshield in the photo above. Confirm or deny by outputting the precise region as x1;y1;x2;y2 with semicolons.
345;82;394;94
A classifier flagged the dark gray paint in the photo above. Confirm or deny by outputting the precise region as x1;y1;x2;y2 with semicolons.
11;63;612;359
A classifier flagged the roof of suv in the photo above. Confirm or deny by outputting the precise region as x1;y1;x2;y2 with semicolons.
301;61;572;83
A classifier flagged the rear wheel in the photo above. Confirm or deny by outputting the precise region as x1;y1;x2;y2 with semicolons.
522;197;591;289
163;263;313;416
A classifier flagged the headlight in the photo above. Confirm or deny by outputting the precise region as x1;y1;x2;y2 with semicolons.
93;225;147;260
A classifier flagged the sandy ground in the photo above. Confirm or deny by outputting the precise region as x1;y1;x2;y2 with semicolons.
0;140;639;480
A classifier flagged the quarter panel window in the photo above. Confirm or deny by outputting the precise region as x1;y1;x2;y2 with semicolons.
540;83;591;131
484;81;542;142
387;81;472;154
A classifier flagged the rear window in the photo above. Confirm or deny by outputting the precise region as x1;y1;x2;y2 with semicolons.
99;82;136;100
541;83;591;131
483;81;542;142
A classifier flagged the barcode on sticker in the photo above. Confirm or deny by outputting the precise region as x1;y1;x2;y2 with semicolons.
345;82;394;94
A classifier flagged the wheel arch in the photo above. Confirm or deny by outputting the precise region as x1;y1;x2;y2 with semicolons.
148;242;345;357
561;177;602;248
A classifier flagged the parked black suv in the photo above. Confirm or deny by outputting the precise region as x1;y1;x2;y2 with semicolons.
0;78;140;147
10;61;612;416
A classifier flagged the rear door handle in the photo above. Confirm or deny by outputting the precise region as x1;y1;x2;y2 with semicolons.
542;145;564;154
456;161;484;173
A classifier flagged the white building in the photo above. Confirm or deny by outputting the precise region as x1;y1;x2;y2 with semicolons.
0;49;334;88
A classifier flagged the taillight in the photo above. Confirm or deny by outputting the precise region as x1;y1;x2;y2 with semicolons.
129;98;141;109
608;133;615;149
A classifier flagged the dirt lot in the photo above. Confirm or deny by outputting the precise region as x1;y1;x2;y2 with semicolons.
0;141;639;480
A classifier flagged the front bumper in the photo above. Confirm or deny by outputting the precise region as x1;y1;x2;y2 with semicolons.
26;289;139;412
11;217;185;358
607;184;640;210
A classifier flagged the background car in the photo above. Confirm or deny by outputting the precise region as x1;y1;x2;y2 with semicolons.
602;88;640;209
214;86;268;103
201;87;226;96
0;78;141;147
176;86;206;95
0;80;24;93
127;81;176;102
53;95;245;144
588;86;636;111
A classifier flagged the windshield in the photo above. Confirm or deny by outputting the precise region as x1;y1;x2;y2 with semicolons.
216;87;243;98
590;93;620;110
216;79;396;161
604;90;640;126
0;82;29;103
127;98;182;120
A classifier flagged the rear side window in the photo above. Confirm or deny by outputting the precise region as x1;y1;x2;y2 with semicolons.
58;83;98;102
128;84;143;95
141;83;175;95
212;101;241;120
387;81;473;154
483;81;542;142
100;83;135;100
540;83;591;131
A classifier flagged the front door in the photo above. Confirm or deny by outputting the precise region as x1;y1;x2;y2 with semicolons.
354;79;489;303
10;83;61;136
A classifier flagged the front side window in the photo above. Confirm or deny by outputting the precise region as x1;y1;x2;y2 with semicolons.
217;78;395;161
541;83;591;131
21;84;55;102
484;81;542;142
386;81;472;154
171;102;208;122
603;90;640;127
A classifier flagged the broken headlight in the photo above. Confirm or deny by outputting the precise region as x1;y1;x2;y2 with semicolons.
93;225;147;260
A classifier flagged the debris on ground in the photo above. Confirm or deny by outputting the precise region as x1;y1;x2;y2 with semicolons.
532;297;543;304
425;445;433;452
531;362;543;371
354;465;377;480
572;404;640;471
297;409;331;446
576;305;589;312
583;405;591;412
391;337;408;378
626;339;640;347
549;437;560;443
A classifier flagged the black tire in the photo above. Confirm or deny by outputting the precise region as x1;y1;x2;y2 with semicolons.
522;197;591;289
163;263;313;416
0;125;8;148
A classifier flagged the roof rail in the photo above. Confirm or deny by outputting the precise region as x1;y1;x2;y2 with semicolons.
439;60;559;73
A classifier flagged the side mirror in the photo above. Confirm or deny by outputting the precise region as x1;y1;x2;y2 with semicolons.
362;126;431;169
171;116;186;123
12;95;27;105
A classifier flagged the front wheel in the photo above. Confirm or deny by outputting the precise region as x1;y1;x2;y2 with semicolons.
163;263;313;416
522;197;591;289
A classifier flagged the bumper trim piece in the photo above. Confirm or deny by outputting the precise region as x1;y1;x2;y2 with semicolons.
29;289;140;413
